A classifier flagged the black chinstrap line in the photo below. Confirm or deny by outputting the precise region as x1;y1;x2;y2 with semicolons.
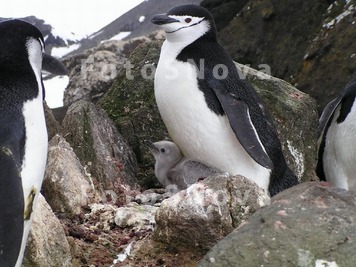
165;19;205;34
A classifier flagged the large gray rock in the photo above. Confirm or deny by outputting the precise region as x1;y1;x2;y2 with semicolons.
42;134;96;217
44;102;61;141
100;40;318;188
154;175;270;252
62;37;151;106
100;40;167;189
199;182;356;266
23;194;72;267
61;100;140;203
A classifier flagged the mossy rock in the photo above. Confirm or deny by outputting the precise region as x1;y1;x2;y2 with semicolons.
100;40;166;188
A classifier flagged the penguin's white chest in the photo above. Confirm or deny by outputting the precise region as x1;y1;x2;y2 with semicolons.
154;45;270;191
15;94;47;267
324;104;356;191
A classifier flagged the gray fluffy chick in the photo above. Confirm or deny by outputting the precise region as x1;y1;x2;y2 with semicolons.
145;140;223;192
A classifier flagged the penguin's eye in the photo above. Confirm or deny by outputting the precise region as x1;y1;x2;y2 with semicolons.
160;148;166;153
185;18;192;23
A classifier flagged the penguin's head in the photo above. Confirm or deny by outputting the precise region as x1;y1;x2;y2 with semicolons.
0;19;44;74
145;140;183;167
151;5;217;43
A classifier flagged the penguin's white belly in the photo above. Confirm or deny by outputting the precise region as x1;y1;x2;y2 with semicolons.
324;105;356;191
15;95;47;267
154;58;270;191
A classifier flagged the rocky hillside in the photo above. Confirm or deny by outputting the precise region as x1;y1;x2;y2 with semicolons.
202;0;356;112
70;0;201;56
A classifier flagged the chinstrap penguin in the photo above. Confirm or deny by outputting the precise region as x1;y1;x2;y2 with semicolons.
317;77;356;191
151;5;297;196
145;140;223;192
0;19;48;266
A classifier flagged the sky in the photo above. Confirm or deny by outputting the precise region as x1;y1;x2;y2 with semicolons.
2;0;144;38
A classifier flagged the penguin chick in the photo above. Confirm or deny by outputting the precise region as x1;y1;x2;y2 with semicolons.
317;77;356;191
145;140;223;192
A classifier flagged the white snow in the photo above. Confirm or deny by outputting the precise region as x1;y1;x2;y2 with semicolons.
323;3;355;28
88;30;104;40
111;242;133;266
315;260;339;267
43;75;69;108
51;43;81;58
109;31;132;41
139;15;145;23
50;24;81;44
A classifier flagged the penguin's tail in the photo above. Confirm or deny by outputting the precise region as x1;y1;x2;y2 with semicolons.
269;167;299;197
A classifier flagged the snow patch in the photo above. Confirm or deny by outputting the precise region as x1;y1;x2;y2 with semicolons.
139;15;145;23
51;43;81;58
88;30;103;39
287;140;304;180
109;31;132;41
315;259;339;267
323;3;355;28
44;75;69;108
111;242;133;265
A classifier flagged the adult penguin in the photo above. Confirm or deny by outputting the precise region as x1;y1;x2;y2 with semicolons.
152;5;298;196
0;19;48;266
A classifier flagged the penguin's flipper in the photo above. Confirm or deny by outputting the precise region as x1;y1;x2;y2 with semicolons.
0;148;24;266
181;160;215;185
212;85;273;169
318;97;340;139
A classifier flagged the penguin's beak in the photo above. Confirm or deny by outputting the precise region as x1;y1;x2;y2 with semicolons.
144;140;159;152
151;14;179;25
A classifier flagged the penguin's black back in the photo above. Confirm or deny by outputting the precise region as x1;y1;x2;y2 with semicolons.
177;36;298;196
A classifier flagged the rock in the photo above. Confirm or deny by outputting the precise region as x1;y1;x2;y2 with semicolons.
115;202;158;231
86;203;118;232
100;40;318;188
61;100;140;202
44;102;61;141
23;194;72;267
200;0;249;31
295;1;356;111
62;37;150;106
99;40;167;189
42;134;96;217
134;188;169;205
154;175;270;252
199;182;356;266
216;0;356;112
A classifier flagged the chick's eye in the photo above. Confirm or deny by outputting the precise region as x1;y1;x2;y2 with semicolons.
160;148;166;153
185;18;192;23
